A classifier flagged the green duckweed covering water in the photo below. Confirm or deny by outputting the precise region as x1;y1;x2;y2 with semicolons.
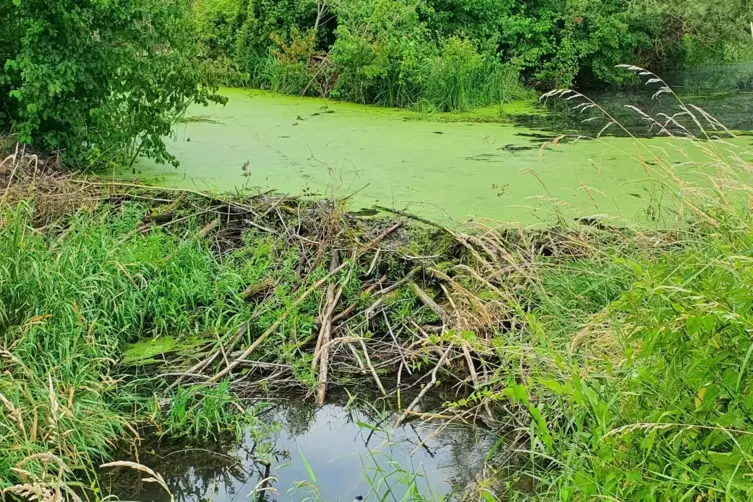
136;88;751;225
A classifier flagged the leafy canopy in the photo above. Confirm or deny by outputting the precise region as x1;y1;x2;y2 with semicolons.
0;0;225;168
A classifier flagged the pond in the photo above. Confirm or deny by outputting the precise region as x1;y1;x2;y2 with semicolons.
135;84;753;225
100;395;502;501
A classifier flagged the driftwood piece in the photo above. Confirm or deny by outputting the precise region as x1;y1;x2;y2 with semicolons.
410;282;450;325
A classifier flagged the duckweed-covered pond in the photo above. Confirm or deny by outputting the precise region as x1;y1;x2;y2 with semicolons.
136;87;753;224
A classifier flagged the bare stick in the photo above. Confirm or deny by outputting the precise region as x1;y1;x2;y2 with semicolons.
410;282;450;325
332;277;384;324
311;253;347;371
366;247;380;276
383;311;411;375
461;342;479;389
359;338;386;396
394;344;452;428
348;343;365;372
373;205;450;233
167;325;247;390
210;266;346;382
316;250;340;406
376;267;420;296
364;297;385;320
198;218;219;239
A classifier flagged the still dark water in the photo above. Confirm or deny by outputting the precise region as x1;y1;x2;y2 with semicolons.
100;397;499;501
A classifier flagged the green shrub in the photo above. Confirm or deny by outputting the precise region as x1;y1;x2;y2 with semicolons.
418;37;531;112
329;0;434;107
0;0;224;168
190;0;753;97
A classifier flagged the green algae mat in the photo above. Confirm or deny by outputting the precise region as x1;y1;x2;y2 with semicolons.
136;88;753;225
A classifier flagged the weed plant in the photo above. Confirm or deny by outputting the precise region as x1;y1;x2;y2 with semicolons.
0;202;296;487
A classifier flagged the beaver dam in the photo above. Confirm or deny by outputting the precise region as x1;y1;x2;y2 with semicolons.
3;126;753;500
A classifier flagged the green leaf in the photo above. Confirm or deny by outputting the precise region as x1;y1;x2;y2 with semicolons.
298;446;317;483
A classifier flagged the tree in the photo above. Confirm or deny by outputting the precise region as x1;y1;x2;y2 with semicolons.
0;0;225;168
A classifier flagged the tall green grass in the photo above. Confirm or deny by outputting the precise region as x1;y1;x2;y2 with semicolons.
240;36;532;112
464;72;753;500
0;202;279;486
417;38;533;112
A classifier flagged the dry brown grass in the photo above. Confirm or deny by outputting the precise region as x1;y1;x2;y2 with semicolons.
0;144;100;227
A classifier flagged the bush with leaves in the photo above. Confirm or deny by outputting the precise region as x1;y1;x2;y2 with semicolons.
192;0;753;95
0;0;225;168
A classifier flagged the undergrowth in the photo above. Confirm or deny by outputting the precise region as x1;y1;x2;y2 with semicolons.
0;201;286;487
466;70;753;501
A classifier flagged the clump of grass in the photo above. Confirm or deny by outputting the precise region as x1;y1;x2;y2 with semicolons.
418;37;532;112
460;68;753;500
0;200;259;486
160;380;266;440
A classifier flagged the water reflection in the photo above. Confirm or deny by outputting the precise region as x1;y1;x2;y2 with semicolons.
100;397;497;501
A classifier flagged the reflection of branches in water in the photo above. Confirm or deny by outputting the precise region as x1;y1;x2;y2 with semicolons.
100;439;255;502
273;399;319;438
103;395;516;502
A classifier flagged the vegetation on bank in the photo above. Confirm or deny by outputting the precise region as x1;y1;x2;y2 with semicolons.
193;0;753;105
3;0;753;171
0;0;224;169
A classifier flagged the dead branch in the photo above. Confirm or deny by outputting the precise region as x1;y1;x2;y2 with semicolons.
376;267;420;296
394;344;452;428
410;282;450;325
374;205;451;233
359;338;386;396
315;250;341;406
383;311;411;375
198;218;219;239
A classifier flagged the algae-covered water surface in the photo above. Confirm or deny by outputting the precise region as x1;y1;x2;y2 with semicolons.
136;88;753;224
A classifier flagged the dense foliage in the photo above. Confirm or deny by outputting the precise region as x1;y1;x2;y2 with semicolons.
193;0;753;108
0;201;267;486
0;0;224;168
